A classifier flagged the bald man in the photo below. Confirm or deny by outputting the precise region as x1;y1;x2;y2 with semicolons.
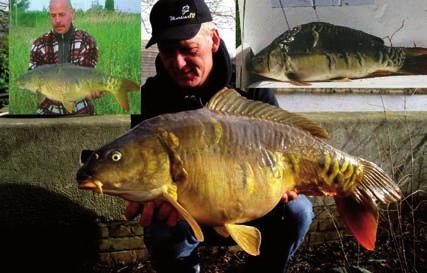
29;0;99;115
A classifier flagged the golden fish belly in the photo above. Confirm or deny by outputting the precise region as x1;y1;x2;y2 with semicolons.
177;151;288;225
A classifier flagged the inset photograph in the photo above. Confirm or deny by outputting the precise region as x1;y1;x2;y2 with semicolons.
237;0;427;90
9;0;141;115
0;0;8;115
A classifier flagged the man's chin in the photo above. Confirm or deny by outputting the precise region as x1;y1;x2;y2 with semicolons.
176;77;201;88
54;27;66;34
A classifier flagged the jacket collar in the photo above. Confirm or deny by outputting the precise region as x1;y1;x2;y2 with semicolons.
52;24;75;41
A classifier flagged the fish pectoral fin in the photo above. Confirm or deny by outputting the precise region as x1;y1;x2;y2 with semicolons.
224;223;261;256
63;101;75;113
334;196;378;251
162;191;204;242
156;129;188;183
287;79;311;86
332;77;352;82
213;226;230;237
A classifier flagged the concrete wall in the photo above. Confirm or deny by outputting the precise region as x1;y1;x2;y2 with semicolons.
0;111;426;271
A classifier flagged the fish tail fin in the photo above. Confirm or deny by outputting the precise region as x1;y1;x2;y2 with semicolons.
400;47;427;74
110;78;140;112
335;159;401;251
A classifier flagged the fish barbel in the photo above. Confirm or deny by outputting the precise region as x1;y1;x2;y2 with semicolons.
15;63;139;112
77;88;401;256
249;22;427;83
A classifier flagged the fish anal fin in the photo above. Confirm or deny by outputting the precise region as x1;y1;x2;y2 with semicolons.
162;191;204;242
224;223;261;256
368;71;393;78
111;90;129;112
214;226;230;238
63;101;75;113
334;196;378;251
206;88;328;139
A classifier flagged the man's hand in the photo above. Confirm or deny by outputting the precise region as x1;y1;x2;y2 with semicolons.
85;91;104;100
280;191;298;203
125;201;179;227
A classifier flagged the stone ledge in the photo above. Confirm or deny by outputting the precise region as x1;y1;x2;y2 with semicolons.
1;112;425;217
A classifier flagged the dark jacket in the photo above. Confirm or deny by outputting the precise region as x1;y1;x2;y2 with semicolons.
131;39;278;127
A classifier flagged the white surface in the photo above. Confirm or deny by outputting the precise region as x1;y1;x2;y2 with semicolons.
276;94;427;112
249;75;427;89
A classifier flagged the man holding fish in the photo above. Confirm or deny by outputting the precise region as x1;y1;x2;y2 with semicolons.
28;0;101;115
127;1;313;272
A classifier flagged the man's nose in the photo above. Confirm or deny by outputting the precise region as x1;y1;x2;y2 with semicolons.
174;53;187;69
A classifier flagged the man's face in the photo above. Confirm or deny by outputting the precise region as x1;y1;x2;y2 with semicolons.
49;1;74;34
158;29;220;88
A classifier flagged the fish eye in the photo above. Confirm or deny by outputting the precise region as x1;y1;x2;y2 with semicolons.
111;151;122;162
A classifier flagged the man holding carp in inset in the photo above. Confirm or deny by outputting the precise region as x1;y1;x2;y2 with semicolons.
29;0;101;115
127;0;314;272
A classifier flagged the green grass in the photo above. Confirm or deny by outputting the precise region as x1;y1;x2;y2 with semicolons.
9;10;141;115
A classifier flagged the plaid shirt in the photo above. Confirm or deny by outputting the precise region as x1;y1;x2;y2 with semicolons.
29;25;98;115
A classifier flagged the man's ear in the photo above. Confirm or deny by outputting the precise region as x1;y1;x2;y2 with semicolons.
211;29;220;53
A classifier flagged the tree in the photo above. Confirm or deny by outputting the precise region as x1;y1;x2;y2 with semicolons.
9;0;29;11
105;0;114;11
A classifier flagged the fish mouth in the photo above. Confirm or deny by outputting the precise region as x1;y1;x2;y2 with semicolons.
79;179;104;195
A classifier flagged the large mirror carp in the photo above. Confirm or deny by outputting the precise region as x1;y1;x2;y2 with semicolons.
77;88;401;256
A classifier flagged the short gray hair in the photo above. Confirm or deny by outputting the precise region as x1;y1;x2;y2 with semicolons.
198;22;217;40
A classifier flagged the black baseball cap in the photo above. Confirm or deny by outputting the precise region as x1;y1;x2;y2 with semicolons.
145;0;213;48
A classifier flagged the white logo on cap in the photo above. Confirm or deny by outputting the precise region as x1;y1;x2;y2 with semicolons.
169;5;196;22
182;5;190;16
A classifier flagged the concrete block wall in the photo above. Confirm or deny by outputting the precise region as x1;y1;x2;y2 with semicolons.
0;111;426;270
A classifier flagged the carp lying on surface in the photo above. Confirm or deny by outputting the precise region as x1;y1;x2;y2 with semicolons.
249;22;427;83
15;63;139;112
77;88;401;256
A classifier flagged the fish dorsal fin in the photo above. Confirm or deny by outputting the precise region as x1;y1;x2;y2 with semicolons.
162;189;204;242
206;88;329;139
224;223;261;256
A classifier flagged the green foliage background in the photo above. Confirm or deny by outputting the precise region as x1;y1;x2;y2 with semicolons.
9;10;141;115
105;0;114;11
